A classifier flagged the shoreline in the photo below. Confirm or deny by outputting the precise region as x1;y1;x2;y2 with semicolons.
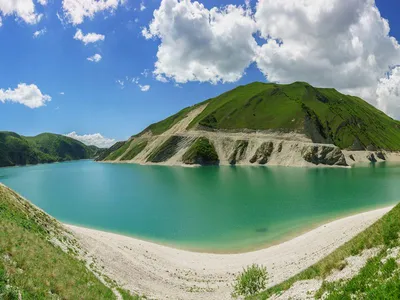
101;150;400;169
64;201;398;255
65;205;394;300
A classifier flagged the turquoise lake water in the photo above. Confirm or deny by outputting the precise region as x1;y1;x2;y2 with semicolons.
1;160;399;252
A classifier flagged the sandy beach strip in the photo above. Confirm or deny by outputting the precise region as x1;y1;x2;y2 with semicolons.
65;206;393;300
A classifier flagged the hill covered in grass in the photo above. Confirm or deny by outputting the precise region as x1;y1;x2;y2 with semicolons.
252;203;400;299
0;183;139;299
100;81;400;167
0;132;101;167
145;82;400;151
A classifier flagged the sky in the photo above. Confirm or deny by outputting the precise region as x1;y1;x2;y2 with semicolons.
0;0;399;148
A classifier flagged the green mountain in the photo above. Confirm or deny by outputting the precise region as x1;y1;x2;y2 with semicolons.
146;81;400;150
0;132;101;167
99;82;400;166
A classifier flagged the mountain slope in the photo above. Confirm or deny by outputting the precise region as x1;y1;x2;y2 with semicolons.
147;82;400;150
100;82;400;167
0;184;114;298
0;132;99;167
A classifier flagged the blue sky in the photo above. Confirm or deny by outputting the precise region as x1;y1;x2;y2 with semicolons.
0;0;399;147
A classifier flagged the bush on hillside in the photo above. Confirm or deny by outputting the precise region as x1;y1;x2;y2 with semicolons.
232;264;268;298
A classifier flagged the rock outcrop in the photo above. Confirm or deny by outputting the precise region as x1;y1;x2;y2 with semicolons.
301;145;348;166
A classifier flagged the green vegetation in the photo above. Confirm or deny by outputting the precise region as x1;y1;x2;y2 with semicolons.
0;131;99;167
104;141;131;161
0;184;116;299
182;137;219;165
120;140;148;161
101;81;400;162
252;204;400;299
96;141;126;161
142;82;400;150
147;136;184;163
232;264;268;298
140;102;207;136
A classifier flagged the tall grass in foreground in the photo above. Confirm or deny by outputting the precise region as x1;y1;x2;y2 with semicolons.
252;204;400;299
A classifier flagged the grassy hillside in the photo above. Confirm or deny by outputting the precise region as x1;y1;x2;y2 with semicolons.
0;132;99;167
182;137;219;165
0;183;140;299
252;204;400;299
139;82;400;151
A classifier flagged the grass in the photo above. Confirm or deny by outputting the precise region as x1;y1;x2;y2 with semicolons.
182;137;219;165
96;141;126;161
104;141;131;161
120;140;148;161
0;184;117;299
139;100;209;136
147;136;184;163
136;81;400;151
101;81;400;162
0;131;99;167
252;203;400;299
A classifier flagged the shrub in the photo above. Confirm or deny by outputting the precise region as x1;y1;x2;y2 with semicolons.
232;264;268;298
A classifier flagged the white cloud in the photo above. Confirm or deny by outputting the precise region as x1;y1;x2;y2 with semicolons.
37;0;48;5
116;79;125;88
87;53;102;62
33;28;46;38
60;92;65;95
65;131;116;148
140;1;146;11
254;0;400;105
143;0;400;117
142;0;257;84
141;69;150;77
116;76;150;92
0;0;43;24
139;84;150;92
74;28;105;44
0;83;51;109
376;66;400;118
62;0;125;25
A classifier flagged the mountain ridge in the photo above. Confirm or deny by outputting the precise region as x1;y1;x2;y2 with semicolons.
99;81;400;167
0;131;103;167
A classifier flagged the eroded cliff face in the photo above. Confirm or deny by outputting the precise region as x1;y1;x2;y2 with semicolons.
102;103;394;168
106;132;349;167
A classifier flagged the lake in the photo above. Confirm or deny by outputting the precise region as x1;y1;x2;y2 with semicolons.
1;160;399;252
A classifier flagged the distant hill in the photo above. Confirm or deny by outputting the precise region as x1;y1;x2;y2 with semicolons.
0;132;101;167
99;82;400;167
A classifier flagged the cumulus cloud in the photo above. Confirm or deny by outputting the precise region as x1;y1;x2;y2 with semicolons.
0;0;43;24
74;28;105;44
142;0;258;84
62;0;125;25
65;131;116;148
33;28;46;38
0;83;51;108
87;53;102;62
143;0;400;116
37;0;47;5
254;0;400;105
376;66;400;118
